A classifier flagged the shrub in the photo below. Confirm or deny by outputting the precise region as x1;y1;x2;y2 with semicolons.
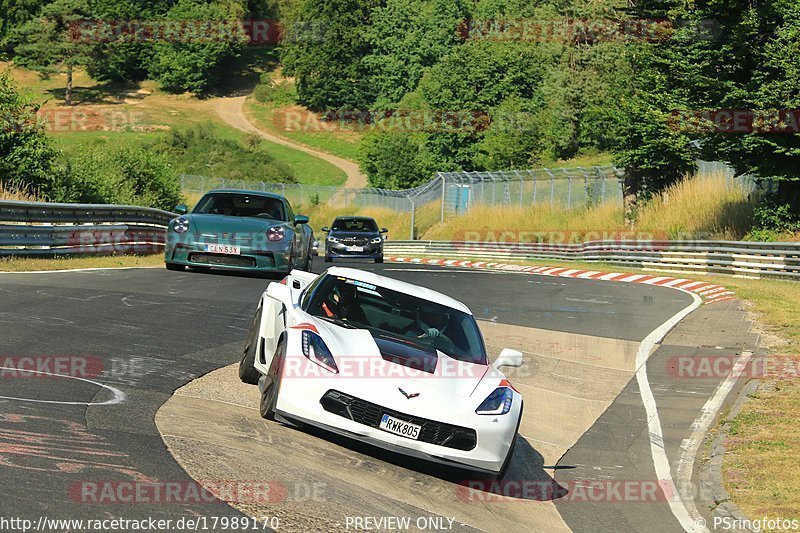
60;146;181;209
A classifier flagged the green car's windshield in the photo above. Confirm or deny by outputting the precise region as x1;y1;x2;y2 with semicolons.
302;274;488;364
194;193;287;221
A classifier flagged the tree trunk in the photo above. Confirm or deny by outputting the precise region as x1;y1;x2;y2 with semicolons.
66;65;73;106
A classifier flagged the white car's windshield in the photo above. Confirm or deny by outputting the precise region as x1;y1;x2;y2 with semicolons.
303;274;487;364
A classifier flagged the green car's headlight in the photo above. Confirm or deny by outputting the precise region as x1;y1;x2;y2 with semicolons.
173;217;189;234
370;237;382;244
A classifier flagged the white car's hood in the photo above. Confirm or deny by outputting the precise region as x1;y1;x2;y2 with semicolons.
311;318;490;398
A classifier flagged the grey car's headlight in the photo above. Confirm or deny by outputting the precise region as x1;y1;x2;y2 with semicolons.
173;217;189;234
370;237;382;244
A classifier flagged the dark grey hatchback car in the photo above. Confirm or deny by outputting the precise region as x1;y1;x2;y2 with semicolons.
322;216;388;263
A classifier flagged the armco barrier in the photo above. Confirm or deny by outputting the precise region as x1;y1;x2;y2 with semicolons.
0;200;174;257
383;240;800;280
3;198;799;280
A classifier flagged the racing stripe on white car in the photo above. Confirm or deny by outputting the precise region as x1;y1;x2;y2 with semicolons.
386;257;734;304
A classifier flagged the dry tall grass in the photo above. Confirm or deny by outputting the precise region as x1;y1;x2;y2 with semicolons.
0;183;37;201
635;172;755;239
420;172;755;242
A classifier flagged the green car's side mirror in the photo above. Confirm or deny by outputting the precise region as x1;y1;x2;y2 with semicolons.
381;228;388;233
174;204;188;215
321;226;329;232
294;215;309;225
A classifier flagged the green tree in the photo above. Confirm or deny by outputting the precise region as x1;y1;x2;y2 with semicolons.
11;0;94;106
280;0;378;110
0;69;63;198
363;0;468;107
0;0;48;50
147;0;249;94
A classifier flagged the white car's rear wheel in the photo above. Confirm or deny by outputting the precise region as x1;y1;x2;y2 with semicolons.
239;307;262;385
259;338;285;420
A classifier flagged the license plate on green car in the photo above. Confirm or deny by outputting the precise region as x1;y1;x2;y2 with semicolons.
205;244;241;255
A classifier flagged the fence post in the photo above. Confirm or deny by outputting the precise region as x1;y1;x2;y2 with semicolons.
567;175;572;208
408;196;416;240
601;174;607;203
440;175;446;223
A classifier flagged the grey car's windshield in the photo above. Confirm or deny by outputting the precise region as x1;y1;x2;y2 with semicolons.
331;218;379;232
303;274;487;364
193;193;286;221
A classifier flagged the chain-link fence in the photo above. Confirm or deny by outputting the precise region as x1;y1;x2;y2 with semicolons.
696;160;775;194
437;166;624;216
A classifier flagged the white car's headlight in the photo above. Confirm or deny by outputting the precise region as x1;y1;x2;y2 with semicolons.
173;217;189;234
301;331;339;373
370;237;382;244
476;381;515;415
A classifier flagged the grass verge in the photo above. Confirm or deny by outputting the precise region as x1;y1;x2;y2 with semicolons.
0;254;164;272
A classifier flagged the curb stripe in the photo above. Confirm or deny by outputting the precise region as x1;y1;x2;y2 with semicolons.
385;256;733;305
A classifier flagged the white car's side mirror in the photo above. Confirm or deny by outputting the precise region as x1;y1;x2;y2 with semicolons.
266;282;293;305
493;348;523;370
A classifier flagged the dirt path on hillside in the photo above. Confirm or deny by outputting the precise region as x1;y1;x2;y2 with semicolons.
215;96;368;188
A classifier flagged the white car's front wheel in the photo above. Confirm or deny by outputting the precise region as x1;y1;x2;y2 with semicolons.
495;404;524;479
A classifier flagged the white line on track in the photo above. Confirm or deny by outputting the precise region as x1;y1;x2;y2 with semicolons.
634;290;705;532
675;350;753;529
0;367;126;406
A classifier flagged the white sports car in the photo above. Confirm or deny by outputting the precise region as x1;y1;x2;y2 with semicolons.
239;267;524;477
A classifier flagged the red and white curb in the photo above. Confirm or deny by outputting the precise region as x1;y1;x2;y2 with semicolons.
386;257;735;305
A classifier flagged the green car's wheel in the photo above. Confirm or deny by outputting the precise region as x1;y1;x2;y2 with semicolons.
324;255;332;263
165;262;184;271
259;338;285;420
374;255;384;264
239;307;263;385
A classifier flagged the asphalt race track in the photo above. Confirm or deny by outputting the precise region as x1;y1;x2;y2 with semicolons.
0;261;755;532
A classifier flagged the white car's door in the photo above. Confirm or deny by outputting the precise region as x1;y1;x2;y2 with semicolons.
254;283;293;374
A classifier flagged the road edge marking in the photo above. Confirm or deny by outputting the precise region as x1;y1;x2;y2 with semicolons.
634;290;706;532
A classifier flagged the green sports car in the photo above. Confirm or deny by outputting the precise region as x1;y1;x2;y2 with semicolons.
164;189;314;275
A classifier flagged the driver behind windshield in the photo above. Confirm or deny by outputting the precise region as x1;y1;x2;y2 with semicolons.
320;283;366;324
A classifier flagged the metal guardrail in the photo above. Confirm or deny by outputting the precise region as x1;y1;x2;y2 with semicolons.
0;200;174;257
4;199;799;280
383;240;800;280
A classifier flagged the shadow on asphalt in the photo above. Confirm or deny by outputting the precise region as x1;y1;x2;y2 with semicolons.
281;422;568;502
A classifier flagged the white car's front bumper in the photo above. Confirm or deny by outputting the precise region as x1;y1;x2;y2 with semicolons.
272;347;522;474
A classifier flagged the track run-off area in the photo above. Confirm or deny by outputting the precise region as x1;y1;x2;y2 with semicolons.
0;260;758;532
